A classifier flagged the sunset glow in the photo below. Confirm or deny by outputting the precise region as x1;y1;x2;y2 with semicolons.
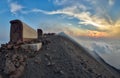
0;0;120;42
88;31;107;38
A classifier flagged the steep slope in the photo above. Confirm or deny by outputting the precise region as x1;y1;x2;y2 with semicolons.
22;35;120;78
0;34;120;78
59;32;120;74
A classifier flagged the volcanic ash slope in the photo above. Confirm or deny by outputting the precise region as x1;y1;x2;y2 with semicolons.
22;35;120;78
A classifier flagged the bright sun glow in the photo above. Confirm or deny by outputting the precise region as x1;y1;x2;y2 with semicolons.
88;31;107;38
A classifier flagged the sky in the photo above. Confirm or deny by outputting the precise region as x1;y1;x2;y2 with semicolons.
0;0;120;43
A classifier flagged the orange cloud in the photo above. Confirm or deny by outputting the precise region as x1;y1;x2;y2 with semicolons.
34;4;120;39
88;31;108;38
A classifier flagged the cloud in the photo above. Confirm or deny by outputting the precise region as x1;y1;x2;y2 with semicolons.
29;5;120;38
31;8;49;14
63;26;88;37
107;25;120;38
52;0;91;11
108;0;114;6
7;0;12;3
9;2;24;14
38;21;89;37
77;38;120;69
31;6;110;28
17;0;119;38
53;0;68;5
79;25;108;32
85;0;97;4
53;0;85;6
91;42;113;54
86;0;115;6
24;5;105;37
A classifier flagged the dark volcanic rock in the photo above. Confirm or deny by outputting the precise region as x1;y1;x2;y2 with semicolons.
22;35;120;78
0;35;120;78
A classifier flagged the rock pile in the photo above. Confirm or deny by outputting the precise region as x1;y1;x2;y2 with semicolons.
0;44;27;78
0;33;55;78
4;53;26;78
